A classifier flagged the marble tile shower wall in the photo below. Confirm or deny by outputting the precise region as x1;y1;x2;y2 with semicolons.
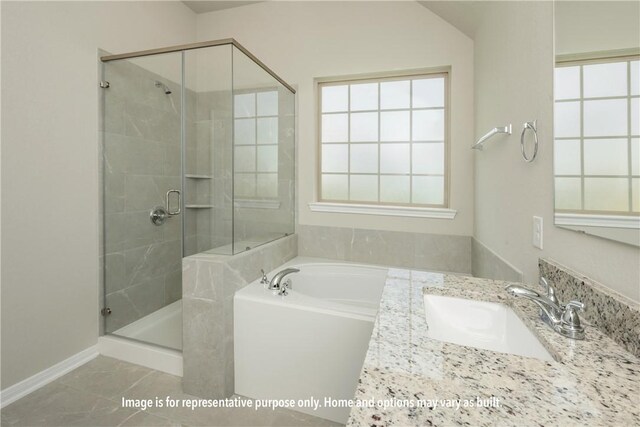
297;224;472;274
102;59;188;332
189;90;234;254
184;88;207;256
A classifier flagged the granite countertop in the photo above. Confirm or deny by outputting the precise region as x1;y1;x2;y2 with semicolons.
347;269;640;427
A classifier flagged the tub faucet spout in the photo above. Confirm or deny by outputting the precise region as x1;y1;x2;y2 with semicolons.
268;268;300;291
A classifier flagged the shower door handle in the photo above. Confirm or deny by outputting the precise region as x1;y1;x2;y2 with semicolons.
166;189;181;216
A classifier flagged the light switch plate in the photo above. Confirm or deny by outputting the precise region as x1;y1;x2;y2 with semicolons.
533;216;543;249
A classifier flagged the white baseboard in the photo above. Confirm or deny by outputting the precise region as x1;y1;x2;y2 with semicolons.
0;345;99;408
98;336;182;377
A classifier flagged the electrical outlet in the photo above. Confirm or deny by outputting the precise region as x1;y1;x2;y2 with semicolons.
533;216;543;249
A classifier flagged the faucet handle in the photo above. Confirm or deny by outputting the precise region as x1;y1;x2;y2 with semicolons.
260;269;269;285
559;300;586;340
540;277;559;305
278;279;291;296
565;300;585;312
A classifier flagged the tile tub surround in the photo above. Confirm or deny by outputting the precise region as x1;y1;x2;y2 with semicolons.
348;270;640;426
539;258;640;358
182;234;297;399
297;224;472;274
471;238;523;282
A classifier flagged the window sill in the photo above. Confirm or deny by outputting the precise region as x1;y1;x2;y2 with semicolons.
308;202;457;219
555;213;640;229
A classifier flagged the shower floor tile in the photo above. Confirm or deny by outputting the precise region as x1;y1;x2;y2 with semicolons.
1;356;341;427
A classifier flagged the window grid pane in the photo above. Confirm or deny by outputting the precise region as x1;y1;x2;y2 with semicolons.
320;74;448;207
554;58;639;215
233;90;279;199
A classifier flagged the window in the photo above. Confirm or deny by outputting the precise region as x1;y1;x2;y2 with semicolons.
554;57;639;214
318;72;449;208
234;90;279;199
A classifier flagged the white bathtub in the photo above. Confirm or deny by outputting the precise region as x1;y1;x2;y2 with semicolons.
234;257;388;424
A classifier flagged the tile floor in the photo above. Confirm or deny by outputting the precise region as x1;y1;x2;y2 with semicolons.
1;356;342;427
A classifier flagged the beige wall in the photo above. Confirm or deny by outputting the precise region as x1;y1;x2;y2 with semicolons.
473;1;640;301
196;1;475;237
0;0;196;389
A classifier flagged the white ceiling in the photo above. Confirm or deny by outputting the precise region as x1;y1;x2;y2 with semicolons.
182;1;262;14
181;0;484;38
417;1;485;39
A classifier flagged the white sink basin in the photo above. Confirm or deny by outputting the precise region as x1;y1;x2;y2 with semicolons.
423;294;554;362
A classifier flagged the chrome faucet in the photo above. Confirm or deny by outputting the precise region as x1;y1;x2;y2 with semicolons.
268;268;300;295
505;277;585;340
538;277;559;324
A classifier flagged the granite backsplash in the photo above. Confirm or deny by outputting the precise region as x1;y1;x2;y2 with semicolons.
539;258;639;357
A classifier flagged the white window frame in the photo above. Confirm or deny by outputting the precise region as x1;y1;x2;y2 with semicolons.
312;69;456;219
554;52;640;225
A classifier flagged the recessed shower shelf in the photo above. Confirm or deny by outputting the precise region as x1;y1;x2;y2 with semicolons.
185;204;214;209
185;174;213;179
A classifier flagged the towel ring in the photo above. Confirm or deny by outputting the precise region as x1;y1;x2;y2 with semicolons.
521;120;538;163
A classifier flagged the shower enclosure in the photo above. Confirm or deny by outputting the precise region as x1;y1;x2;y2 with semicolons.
100;40;295;351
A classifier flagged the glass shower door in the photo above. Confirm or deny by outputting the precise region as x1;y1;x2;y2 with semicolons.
183;45;233;256
231;46;296;253
101;52;183;350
